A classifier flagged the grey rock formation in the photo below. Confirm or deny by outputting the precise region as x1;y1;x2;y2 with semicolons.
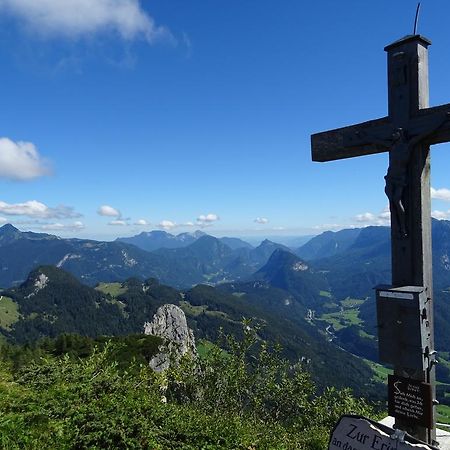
144;304;196;371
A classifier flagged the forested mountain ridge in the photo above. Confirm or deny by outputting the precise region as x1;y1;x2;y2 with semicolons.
299;220;450;392
295;227;362;261
0;264;382;398
298;219;450;298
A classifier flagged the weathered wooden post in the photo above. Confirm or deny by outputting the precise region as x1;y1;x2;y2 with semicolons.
311;34;450;445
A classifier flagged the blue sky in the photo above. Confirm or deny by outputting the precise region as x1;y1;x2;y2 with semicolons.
1;0;450;241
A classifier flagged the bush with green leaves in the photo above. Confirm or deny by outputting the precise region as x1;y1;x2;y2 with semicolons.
0;324;380;449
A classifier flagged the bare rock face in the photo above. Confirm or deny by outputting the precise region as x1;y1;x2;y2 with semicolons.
144;304;196;372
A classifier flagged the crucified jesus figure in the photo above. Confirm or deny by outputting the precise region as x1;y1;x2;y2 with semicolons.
384;127;425;238
358;113;449;238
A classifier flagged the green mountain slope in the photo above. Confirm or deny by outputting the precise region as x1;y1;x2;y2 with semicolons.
1;265;383;399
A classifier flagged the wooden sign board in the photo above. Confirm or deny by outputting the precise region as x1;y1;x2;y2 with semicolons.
329;415;438;450
388;375;433;428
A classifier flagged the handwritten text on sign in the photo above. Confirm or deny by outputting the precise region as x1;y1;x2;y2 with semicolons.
329;416;435;450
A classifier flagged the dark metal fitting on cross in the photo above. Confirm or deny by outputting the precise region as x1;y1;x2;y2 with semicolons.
429;359;439;367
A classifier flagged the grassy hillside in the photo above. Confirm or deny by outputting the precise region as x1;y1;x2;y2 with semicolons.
0;296;19;331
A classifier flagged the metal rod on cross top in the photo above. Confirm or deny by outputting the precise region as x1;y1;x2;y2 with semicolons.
311;34;450;446
414;3;421;35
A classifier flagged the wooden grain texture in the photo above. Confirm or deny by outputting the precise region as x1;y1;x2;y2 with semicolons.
414;103;450;145
311;117;390;162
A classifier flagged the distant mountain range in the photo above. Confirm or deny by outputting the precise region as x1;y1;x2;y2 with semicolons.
3;221;450;296
116;230;253;252
0;224;289;289
116;229;206;251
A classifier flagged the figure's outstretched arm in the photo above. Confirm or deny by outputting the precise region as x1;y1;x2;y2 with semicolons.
410;111;450;146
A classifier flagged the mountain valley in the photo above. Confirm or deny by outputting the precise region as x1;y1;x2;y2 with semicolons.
3;220;450;414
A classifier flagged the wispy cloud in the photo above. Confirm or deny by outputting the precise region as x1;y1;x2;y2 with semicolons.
109;219;129;226
0;137;51;181
432;210;450;220
0;200;81;219
431;187;450;202
182;32;193;58
312;223;343;231
254;217;269;224
0;0;173;43
41;221;84;231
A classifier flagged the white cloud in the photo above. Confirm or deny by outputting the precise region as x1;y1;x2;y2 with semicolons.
198;213;219;223
98;205;121;217
134;219;150;226
196;213;219;227
0;0;171;43
313;223;343;231
0;217;7;224
0;200;81;219
355;212;376;223
378;208;391;220
353;208;390;227
432;210;450;220
41;221;84;231
431;187;450;202
109;219;128;226
159;220;176;230
0;137;51;181
184;221;194;227
254;217;269;224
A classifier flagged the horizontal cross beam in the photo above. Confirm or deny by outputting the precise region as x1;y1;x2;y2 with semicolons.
311;117;390;162
311;102;450;163
413;103;450;146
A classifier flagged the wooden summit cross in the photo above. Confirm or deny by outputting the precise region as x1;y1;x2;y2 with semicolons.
311;35;450;445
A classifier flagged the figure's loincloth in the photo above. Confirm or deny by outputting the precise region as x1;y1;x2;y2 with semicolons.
385;171;407;187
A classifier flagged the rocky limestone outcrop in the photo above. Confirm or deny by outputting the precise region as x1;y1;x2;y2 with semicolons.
144;304;196;372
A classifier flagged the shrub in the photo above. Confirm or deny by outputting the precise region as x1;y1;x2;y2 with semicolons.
0;325;378;449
